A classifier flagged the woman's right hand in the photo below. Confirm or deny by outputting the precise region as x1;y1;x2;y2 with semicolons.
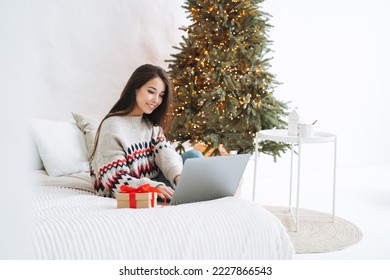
156;184;174;200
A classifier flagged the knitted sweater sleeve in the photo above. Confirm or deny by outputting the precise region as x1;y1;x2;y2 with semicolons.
153;127;183;187
91;117;169;197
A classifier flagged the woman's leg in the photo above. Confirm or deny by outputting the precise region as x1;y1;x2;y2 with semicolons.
181;149;203;163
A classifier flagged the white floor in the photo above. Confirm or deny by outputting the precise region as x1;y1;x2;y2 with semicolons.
239;153;390;260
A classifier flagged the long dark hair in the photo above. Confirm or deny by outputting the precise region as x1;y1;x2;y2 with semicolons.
89;64;174;161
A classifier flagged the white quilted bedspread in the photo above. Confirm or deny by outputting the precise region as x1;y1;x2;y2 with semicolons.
29;186;294;259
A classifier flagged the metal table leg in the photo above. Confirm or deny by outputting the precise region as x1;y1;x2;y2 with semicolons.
332;137;337;222
252;133;259;201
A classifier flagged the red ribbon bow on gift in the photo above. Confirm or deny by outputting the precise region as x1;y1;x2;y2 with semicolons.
119;184;166;208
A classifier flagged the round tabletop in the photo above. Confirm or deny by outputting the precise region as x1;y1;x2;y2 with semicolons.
257;129;336;144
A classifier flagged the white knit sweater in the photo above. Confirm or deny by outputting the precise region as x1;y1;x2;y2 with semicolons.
90;115;183;197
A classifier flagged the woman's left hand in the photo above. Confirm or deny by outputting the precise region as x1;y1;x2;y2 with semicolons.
174;175;180;186
156;184;174;200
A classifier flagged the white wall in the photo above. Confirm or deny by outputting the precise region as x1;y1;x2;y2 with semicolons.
262;0;390;167
27;0;189;121
1;0;32;259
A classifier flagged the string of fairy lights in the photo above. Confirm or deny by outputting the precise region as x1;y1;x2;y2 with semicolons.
167;0;280;149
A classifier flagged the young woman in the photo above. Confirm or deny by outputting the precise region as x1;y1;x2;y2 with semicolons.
89;64;202;199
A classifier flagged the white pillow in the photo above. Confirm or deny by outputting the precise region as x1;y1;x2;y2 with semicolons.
29;134;44;170
30;118;89;176
71;112;99;156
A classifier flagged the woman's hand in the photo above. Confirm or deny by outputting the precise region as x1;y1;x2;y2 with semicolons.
174;175;180;186
156;184;174;200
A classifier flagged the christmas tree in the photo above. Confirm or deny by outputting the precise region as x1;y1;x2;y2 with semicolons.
166;0;289;158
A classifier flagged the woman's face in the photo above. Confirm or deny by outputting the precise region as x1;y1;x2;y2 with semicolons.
131;77;165;116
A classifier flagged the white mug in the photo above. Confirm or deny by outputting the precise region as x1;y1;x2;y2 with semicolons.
298;123;314;138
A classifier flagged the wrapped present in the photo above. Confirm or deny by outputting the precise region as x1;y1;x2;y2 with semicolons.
116;184;165;209
116;192;156;208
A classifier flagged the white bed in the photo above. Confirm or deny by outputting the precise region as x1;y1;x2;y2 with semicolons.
28;115;294;260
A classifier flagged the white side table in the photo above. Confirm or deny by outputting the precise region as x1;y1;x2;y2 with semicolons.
253;129;337;231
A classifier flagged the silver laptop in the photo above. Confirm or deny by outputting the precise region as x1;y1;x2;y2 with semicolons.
170;154;251;205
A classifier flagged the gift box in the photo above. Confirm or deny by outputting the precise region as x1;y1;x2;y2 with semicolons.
116;192;157;209
116;184;163;209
